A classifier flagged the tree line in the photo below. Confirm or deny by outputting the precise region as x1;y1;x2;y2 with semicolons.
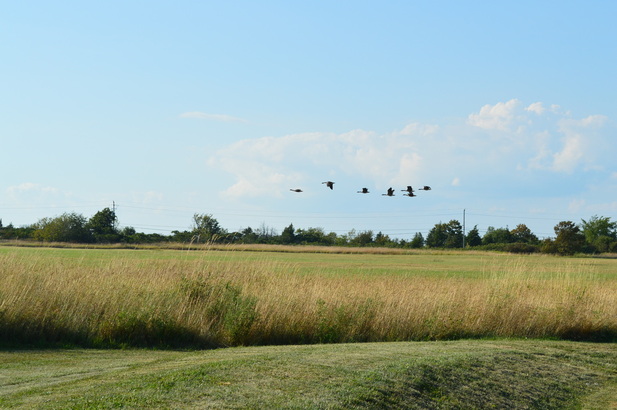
1;209;616;255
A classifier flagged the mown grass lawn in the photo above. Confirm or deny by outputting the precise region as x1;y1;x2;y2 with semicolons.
1;340;616;409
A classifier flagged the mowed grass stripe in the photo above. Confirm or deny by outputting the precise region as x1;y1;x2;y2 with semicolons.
0;341;616;408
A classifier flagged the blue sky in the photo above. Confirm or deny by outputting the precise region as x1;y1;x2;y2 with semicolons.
1;1;616;239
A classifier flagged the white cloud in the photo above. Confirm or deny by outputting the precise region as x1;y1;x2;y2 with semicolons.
525;102;545;115
551;114;610;172
209;100;613;199
576;114;607;128
179;112;247;123
552;136;583;173
467;99;523;131
396;122;440;136
209;129;425;198
209;135;315;198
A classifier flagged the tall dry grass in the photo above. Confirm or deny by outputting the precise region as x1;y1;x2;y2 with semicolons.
0;250;615;348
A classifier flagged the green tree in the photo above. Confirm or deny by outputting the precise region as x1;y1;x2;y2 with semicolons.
296;227;334;245
222;231;243;243
280;224;296;244
192;213;226;243
240;227;258;244
580;215;617;252
444;220;464;248
426;222;448;247
510;224;539;244
0;222;34;240
465;225;482;247
255;223;277;243
374;231;393;247
540;238;558;254
553;221;586;255
349;230;374;247
87;207;119;243
482;226;513;245
410;232;425;248
426;220;463;248
170;230;193;242
119;226;138;243
33;212;92;243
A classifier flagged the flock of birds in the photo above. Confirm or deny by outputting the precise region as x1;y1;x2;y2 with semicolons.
290;181;432;197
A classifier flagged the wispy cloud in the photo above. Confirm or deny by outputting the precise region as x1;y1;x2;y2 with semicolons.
7;182;58;196
179;111;248;123
525;102;546;115
208;100;613;199
5;183;68;212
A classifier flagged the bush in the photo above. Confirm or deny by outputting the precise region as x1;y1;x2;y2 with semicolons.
504;243;539;254
179;278;258;346
98;312;201;348
540;238;558;254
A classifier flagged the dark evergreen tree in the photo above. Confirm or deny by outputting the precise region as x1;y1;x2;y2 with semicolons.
280;224;296;244
444;220;464;248
426;222;448;247
465;225;482;247
410;232;425;248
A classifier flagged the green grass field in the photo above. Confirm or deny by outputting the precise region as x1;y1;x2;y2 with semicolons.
1;244;616;407
1;340;616;408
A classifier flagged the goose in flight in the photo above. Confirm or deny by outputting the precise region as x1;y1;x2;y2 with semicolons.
402;186;415;195
322;181;335;190
357;187;370;194
419;186;432;191
290;188;303;193
382;187;395;197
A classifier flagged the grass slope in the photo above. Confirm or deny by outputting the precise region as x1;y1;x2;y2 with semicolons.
1;340;616;409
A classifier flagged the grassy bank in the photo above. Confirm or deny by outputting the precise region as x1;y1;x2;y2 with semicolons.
1;340;616;408
1;246;616;348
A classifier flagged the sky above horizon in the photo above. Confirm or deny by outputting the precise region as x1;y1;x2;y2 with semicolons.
1;1;616;240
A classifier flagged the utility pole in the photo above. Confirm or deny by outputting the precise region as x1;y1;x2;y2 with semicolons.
462;209;466;248
112;201;117;230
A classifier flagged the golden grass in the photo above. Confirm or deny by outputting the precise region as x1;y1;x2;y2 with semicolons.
0;239;493;255
0;247;615;347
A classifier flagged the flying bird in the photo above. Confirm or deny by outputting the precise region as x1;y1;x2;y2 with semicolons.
419;186;432;191
402;186;415;195
322;181;335;190
357;187;370;194
382;187;395;197
290;189;303;193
